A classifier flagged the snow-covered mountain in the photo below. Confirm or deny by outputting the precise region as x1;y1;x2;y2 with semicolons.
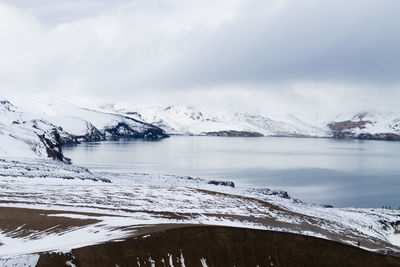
115;104;400;140
0;98;168;162
118;104;328;137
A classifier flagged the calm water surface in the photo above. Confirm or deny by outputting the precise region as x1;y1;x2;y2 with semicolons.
63;136;400;208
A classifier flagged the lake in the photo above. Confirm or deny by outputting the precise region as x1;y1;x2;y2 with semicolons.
63;136;400;208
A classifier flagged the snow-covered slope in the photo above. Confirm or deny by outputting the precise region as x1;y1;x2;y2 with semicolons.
16;100;169;141
0;100;68;161
0;98;168;162
119;104;329;137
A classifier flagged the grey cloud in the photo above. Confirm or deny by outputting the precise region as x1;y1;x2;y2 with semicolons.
158;0;400;89
1;0;129;23
0;0;399;114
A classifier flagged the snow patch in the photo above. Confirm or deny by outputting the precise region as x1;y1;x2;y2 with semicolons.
0;254;39;267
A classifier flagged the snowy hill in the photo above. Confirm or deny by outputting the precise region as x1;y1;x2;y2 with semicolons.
0;99;168;162
119;104;329;137
15;100;169;141
0;99;68;161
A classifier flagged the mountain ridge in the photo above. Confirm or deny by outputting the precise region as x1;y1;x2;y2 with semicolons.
111;103;400;140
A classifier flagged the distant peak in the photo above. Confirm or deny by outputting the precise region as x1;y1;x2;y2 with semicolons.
0;99;12;105
0;99;16;112
163;103;197;110
352;112;370;121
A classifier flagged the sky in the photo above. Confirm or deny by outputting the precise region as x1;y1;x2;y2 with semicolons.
0;0;399;115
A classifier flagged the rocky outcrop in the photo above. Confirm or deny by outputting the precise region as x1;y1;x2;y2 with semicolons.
356;133;400;141
58;115;169;147
328;119;400;141
82;122;105;142
328;120;370;131
37;128;71;164
37;115;168;163
38;118;168;163
104;121;169;139
59;122;104;145
208;180;235;188
204;130;263;137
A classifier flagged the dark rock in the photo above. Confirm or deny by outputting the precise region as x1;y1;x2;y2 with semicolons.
104;121;169;139
38;128;71;164
271;190;290;199
59;123;105;145
83;122;105;142
357;133;400;141
125;111;142;119
208;180;235;188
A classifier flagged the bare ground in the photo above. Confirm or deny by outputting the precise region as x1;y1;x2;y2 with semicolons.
1;204;400;266
37;225;400;267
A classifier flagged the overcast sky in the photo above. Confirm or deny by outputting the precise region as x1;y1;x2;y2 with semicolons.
0;0;399;115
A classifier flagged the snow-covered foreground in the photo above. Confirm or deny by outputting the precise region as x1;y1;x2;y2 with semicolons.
0;158;399;264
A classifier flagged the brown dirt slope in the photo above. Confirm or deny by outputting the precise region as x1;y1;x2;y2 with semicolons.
37;225;400;267
0;207;99;238
328;120;369;131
